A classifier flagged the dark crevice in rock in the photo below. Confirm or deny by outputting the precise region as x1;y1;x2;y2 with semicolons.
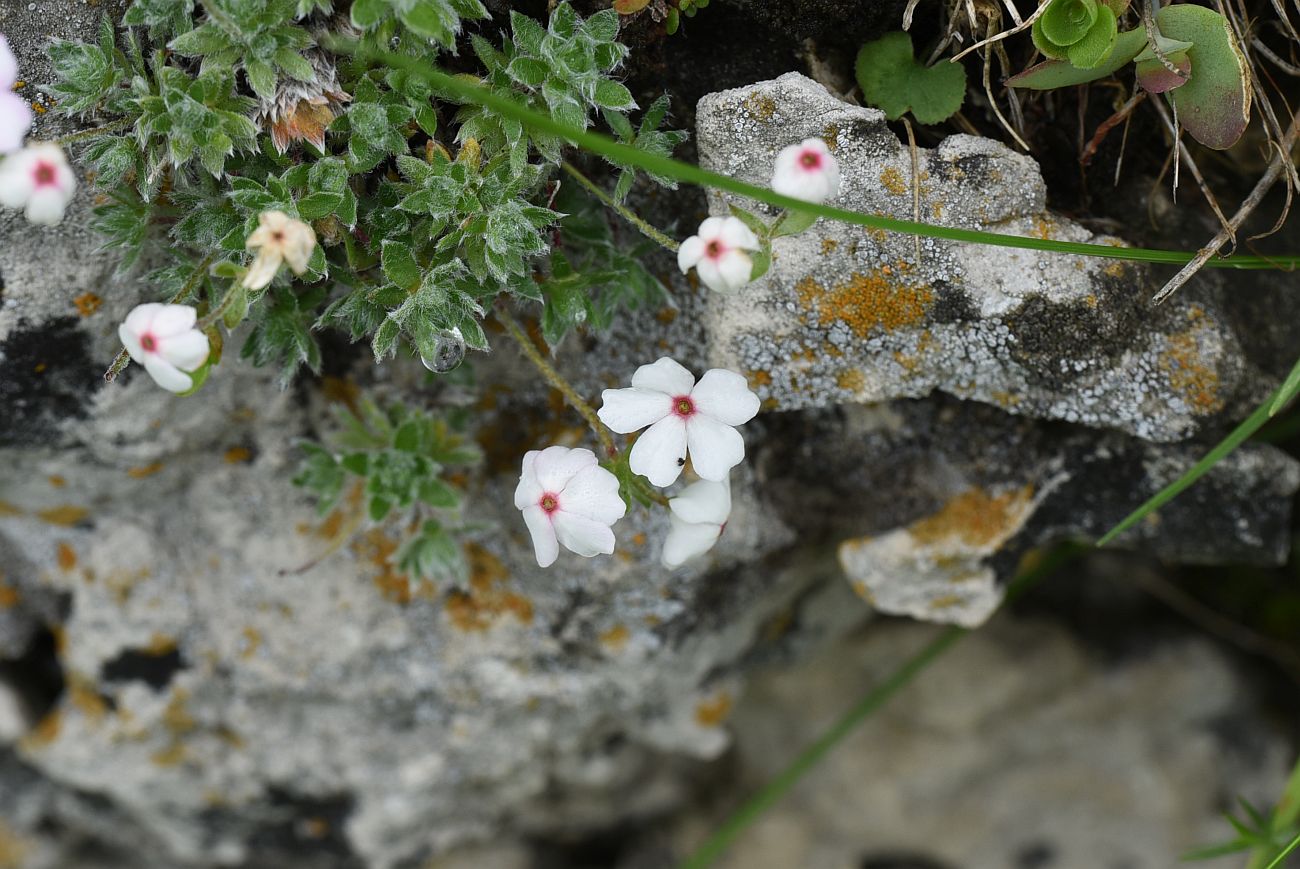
236;789;361;869
99;647;188;692
859;853;956;869
0;622;66;725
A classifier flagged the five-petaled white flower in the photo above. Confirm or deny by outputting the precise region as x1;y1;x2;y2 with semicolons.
598;357;760;488
662;477;731;569
677;216;761;294
118;304;211;393
243;210;316;289
515;446;627;568
0;143;76;225
0;34;32;154
771;138;840;204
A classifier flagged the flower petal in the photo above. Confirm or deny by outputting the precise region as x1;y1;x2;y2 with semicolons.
0;94;32;155
0;152;35;207
533;445;598;493
25;188;67;225
719;216;760;250
521;504;560;568
690;369;761;426
598;387;671;434
118;320;146;362
514;450;544;509
661;513;723;568
685;414;745;481
122;303;163;340
142;355;194;393
242;250;282;290
0;34;17;90
629;416;688;487
559;465;626;525
697;216;727;241
669;478;731;525
552;510;617;558
159;329;209;371
715;250;754;291
695;258;729;294
630;357;696;397
677;235;705;272
150;304;198;337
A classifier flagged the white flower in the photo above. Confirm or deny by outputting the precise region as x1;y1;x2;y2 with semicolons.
677;216;761;294
0;33;32;154
514;446;627;568
598;357;761;488
0;143;76;225
118;304;211;393
771;138;840;204
662;477;731;568
243;210;317;289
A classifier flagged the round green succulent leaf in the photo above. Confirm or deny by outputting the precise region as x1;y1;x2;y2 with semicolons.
1007;26;1146;89
1066;4;1117;69
1041;0;1099;47
1030;16;1071;59
855;31;967;124
1155;4;1251;149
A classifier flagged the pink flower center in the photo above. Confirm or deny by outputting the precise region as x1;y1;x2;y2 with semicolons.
799;150;822;170
139;333;158;353
33;162;57;187
539;493;559;514
672;395;695;418
704;239;726;260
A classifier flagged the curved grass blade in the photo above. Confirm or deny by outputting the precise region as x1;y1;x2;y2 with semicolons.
346;43;1300;272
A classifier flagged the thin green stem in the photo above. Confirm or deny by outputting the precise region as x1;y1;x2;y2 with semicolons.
678;544;1081;869
350;43;1300;271
495;306;618;460
55;118;133;145
561;162;680;252
197;281;244;331
104;253;216;383
1248;757;1300;869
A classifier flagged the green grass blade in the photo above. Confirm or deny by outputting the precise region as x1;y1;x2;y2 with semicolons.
677;545;1080;869
1261;832;1300;869
1095;386;1281;547
1269;354;1300;417
349;44;1300;272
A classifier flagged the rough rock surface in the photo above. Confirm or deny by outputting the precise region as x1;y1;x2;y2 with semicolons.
0;10;1297;869
696;73;1267;443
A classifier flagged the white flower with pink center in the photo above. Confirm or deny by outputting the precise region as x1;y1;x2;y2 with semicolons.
662;477;731;568
771;138;840;204
0;143;76;225
597;357;761;488
0;33;33;154
118;304;211;393
514;446;627;568
243;210;317;290
676;216;761;294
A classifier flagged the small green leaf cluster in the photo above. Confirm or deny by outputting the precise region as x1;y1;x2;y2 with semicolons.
52;1;686;389
1182;796;1299;863
294;399;481;581
665;0;710;36
1031;0;1128;69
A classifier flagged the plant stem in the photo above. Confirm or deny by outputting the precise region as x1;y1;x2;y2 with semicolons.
561;161;680;253
197;281;245;331
104;253;216;383
679;544;1081;869
495;306;617;460
55;118;133;145
1247;756;1300;869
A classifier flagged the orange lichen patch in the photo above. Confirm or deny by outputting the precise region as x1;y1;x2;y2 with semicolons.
836;369;866;392
1031;216;1057;239
67;677;108;722
880;166;909;196
0;821;29;869
820;238;839;255
929;595;964;610
746;369;772;390
796;270;933;338
320;376;360;413
36;505;88;526
989;390;1022;408
655;307;678;324
1084;293;1098;308
47;475;66;488
742;92;776;121
630;532;647;548
760;608;795;643
599;624;630;652
1103;261;1126;278
694;692;733;727
162;690;196;735
56;543;77;571
821;123;840;150
0;501;21;517
127;462;165;479
240;627;262;659
1160;308;1224;415
0;578;19;610
144;634;177;656
353;529;411;604
908;486;1036;547
445;544;533;631
73;292;103;317
223;446;252;464
151;742;187;767
931;201;944;220
24;710;62;748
